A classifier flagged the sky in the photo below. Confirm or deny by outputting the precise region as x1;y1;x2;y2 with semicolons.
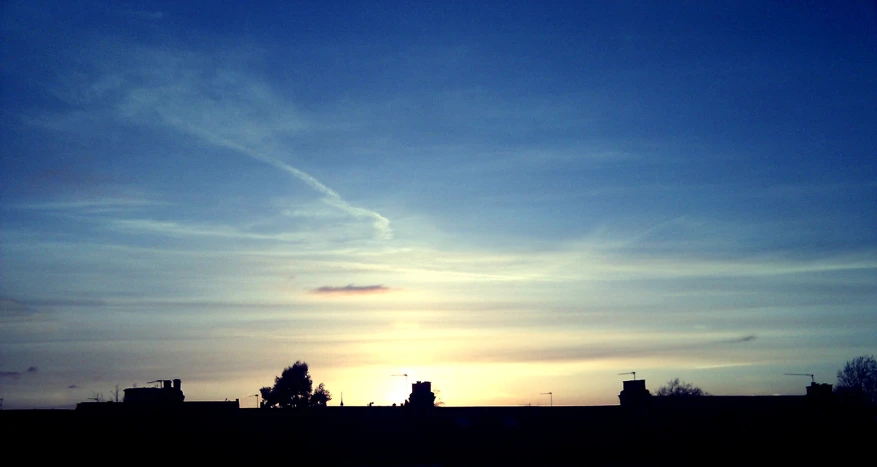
1;0;876;409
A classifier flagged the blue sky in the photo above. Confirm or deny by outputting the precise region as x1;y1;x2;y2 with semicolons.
2;0;876;408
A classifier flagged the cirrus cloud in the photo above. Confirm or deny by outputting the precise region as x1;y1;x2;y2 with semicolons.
310;284;391;296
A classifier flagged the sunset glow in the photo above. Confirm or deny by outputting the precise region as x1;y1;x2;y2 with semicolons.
1;1;875;409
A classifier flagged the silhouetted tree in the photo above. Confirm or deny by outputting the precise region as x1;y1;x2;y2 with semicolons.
835;355;877;405
108;383;122;402
434;388;444;407
310;383;332;407
260;361;331;408
655;378;708;396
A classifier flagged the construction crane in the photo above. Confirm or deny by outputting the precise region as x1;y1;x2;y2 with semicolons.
392;373;409;388
540;392;553;407
618;371;637;380
785;373;815;383
392;373;409;405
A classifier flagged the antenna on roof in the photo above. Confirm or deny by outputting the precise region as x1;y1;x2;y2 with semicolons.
618;371;637;380
784;373;815;383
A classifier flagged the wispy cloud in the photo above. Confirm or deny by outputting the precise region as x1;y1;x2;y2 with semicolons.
0;298;51;323
446;334;762;365
10;198;165;213
725;335;757;343
18;35;393;241
104;216;380;245
693;362;756;370
0;299;35;315
169;121;393;240
0;366;38;378
108;218;300;242
310;284;391;296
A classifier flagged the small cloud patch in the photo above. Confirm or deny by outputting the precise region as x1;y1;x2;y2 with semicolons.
724;335;757;344
0;366;39;378
0;298;37;318
311;284;391;296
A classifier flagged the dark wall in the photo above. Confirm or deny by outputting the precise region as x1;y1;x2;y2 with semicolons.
3;405;874;465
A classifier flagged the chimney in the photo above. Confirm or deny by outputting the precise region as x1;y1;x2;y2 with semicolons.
619;379;651;408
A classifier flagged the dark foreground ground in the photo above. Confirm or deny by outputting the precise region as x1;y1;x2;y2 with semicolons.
4;403;875;465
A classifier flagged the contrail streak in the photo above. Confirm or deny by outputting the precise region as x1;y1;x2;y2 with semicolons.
168;117;392;239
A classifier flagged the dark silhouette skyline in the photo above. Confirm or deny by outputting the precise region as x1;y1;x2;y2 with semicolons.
36;373;877;465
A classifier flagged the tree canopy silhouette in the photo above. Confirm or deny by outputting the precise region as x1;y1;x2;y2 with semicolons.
310;382;332;407
260;361;331;408
655;378;708;396
835;355;877;405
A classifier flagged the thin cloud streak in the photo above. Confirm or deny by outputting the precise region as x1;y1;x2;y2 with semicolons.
165;118;392;240
311;284;391;295
446;334;761;365
725;335;757;343
0;366;38;378
108;218;309;242
20;37;393;242
9;198;166;212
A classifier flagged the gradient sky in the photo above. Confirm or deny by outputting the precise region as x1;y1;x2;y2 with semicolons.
2;1;876;409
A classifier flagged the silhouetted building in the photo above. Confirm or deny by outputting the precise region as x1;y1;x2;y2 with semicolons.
618;379;651;408
76;379;240;412
34;377;877;464
642;380;838;410
409;381;436;408
805;382;833;399
123;379;185;405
